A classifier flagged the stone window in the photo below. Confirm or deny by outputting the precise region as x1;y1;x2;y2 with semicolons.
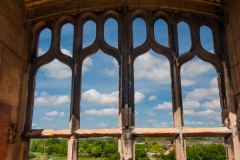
24;7;239;160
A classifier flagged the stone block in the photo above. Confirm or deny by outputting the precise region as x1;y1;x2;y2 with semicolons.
0;47;25;122
230;65;240;95
0;43;3;71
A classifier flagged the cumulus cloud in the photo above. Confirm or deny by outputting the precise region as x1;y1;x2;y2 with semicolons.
40;117;54;122
147;110;155;116
45;111;58;117
34;92;70;107
184;109;220;118
181;60;213;78
82;89;144;105
183;100;200;109
134;52;171;85
82;57;93;73
149;95;157;101
154;102;172;110
83;107;118;116
202;99;221;109
82;89;119;106
185;87;219;101
181;59;215;87
181;79;196;87
135;92;145;103
38;48;92;79
42;59;72;79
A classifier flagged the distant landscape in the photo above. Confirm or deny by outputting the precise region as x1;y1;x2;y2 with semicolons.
29;137;226;160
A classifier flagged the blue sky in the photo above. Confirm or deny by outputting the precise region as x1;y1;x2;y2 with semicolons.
32;18;222;130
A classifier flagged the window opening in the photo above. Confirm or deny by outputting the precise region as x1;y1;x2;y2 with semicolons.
82;20;96;48
181;57;222;127
134;50;173;128
38;28;52;57
60;23;74;57
154;19;169;47
177;21;191;55
80;51;119;129
200;25;215;54
133;18;147;48
32;60;71;129
104;18;118;48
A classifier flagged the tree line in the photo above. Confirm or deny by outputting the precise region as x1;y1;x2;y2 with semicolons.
29;138;226;160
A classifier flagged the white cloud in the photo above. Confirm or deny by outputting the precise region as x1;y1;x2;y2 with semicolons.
38;48;46;56
181;60;213;78
97;122;108;128
185;87;219;101
135;92;145;104
183;100;200;109
59;112;65;117
40;117;54;122
181;59;215;87
83;107;118;116
38;48;92;79
46;111;58;117
181;79;196;87
82;57;93;73
82;89;118;106
147;119;156;123
42;59;72;79
61;48;72;56
134;52;171;85
32;123;37;127
153;122;169;128
184;109;220;117
149;95;157;101
103;68;118;76
185;120;203;125
154;102;172;110
82;90;144;105
210;76;218;87
102;59;118;76
147;110;155;116
34;92;70;107
202;99;220;109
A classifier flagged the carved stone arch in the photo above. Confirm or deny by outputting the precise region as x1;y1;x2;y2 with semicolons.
30;20;54;60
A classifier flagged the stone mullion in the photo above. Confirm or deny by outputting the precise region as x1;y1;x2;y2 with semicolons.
169;16;186;160
67;20;80;160
172;64;186;160
119;6;134;160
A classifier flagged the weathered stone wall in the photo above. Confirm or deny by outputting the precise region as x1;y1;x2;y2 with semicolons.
224;0;240;126
0;0;29;159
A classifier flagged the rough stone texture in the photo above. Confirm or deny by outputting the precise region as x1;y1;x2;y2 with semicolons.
225;0;240;124
0;0;29;160
0;103;11;160
225;0;240;95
